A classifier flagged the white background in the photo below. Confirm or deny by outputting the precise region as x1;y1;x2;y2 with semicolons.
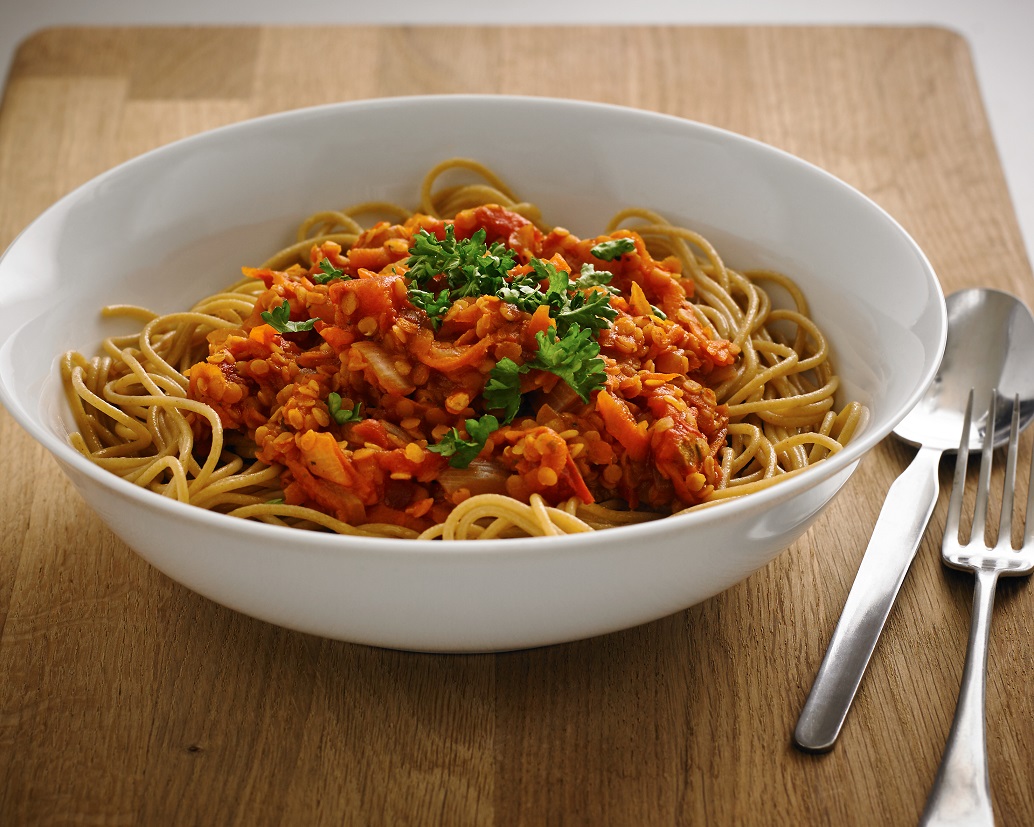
2;0;1032;266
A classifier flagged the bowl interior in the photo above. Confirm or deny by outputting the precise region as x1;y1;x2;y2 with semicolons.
0;94;945;540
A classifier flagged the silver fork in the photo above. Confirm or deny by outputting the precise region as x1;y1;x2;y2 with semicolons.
920;390;1034;826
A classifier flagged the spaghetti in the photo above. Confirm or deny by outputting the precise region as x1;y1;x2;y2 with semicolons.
62;158;866;540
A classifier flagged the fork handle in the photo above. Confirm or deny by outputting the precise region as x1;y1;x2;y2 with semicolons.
919;566;998;826
794;445;942;751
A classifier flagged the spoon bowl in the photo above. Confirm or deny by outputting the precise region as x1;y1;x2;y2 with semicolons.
895;287;1034;451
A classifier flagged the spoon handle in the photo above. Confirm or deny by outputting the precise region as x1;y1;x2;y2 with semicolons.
794;445;942;752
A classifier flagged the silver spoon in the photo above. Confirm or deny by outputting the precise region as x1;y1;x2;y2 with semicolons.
794;287;1034;752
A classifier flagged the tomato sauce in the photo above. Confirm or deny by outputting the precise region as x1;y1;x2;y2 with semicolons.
187;205;738;531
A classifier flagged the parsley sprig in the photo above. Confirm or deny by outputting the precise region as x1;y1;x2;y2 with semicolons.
406;286;452;329
485;324;607;418
428;414;501;468
260;300;317;334
403;225;622;337
528;324;607;400
482;360;524;424
312;259;351;285
327;393;363;424
498;259;618;336
407;225;515;293
404;225;516;326
590;237;636;261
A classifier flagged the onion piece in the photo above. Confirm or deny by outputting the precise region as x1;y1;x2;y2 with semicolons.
538;380;582;414
439;459;510;497
351;340;416;396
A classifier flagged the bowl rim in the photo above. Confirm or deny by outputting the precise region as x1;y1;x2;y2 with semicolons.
0;93;948;555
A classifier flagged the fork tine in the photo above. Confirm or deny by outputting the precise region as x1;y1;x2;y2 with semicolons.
944;389;974;547
997;395;1021;548
970;392;997;546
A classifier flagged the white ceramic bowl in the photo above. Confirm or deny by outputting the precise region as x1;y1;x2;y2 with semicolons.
0;95;945;652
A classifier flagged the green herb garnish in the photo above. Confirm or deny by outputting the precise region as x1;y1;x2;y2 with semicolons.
590;237;636;261
478;323;607;428
407;226;515;294
260;300;317;333
427;414;501;468
430;323;608;468
499;258;617;336
312;258;350;285
528;324;607;402
327;392;363;424
482;358;525;423
496;270;549;313
571;263;617;291
404;225;516;326
412;225;615;469
406;286;453;329
552;285;618;336
404;225;620;339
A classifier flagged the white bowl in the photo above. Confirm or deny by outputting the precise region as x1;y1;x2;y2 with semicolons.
0;95;945;652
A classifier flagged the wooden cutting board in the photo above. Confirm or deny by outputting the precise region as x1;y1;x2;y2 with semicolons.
1;25;1032;826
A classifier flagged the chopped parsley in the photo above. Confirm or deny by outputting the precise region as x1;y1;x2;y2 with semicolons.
590;237;636;261
327;393;363;424
552;284;618;336
481;325;606;420
403;225;514;327
312;258;350;285
428;414;501;468
403;225;620;336
406;286;453;329
406;224;515;299
260;300;317;334
498;258;617;336
527;324;607;402
496;270;549;313
571;263;617;291
482;358;524;423
407;224;629;468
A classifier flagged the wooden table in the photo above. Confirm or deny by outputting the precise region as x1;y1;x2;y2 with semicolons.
1;25;1033;826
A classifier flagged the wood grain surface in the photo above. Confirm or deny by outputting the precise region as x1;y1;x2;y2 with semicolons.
1;25;1033;826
